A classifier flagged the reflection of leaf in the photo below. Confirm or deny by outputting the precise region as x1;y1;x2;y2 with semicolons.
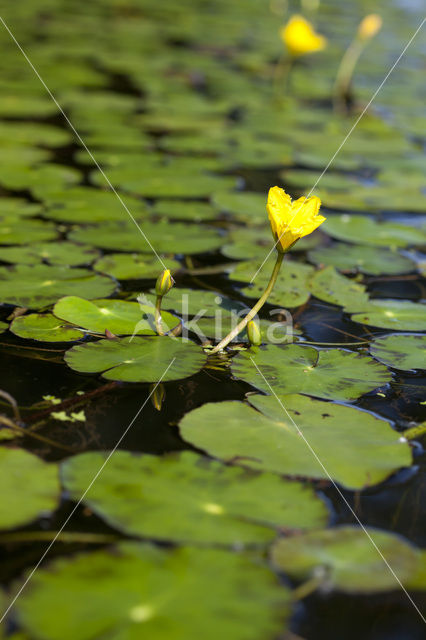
271;526;421;593
232;344;390;402
16;542;290;640
65;336;206;382
62;450;327;544
179;395;410;489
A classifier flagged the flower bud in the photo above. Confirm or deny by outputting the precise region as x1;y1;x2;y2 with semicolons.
247;320;262;346
358;14;382;41
155;269;174;297
150;383;166;411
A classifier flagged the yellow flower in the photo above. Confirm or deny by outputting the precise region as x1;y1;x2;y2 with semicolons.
358;14;382;41
280;14;327;57
267;186;326;252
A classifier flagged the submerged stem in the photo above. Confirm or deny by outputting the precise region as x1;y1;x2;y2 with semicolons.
155;295;164;336
210;252;284;354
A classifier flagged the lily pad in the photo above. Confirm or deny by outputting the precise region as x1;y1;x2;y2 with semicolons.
10;314;83;342
323;215;425;248
0;221;58;246
309;266;371;312
64;336;206;382
0;265;116;309
230;259;313;308
370;334;426;371
308;243;416;276
351;300;426;331
69;221;224;255
0;449;59;530
62;450;327;544
0;243;99;267
54;296;178;335
179;395;410;489
192;315;294;344
232;344;390;402
43;187;149;223
212;191;266;224
16;542;290;640
159;288;246;317
153;200;216;222
94;254;181;280
271;526;420;594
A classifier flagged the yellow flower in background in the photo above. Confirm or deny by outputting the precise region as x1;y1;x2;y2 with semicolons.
358;14;382;41
267;186;325;252
280;14;327;57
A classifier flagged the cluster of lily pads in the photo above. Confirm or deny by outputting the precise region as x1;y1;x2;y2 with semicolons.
0;0;425;637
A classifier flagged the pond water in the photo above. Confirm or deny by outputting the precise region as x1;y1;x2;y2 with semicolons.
0;0;425;638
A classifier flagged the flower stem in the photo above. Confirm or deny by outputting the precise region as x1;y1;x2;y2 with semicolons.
333;36;365;112
210;252;284;354
155;295;164;336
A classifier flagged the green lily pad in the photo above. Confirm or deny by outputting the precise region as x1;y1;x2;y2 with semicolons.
65;336;206;382
0;197;43;218
232;344;390;402
179;395;410;489
54;296;177;335
230;259;313;308
159;288;246;317
212;192;266;224
153;200;216;222
370;334;426;371
10;314;83;342
308;266;371;312
43;187;149;223
16;542;290;640
0;122;71;147
0;449;59;530
308;243;416;276
192;315;294;344
0;265;116;309
90;165;236;198
62;450;327;545
351;300;426;331
94;254;181;280
323;215;425;248
223;228;320;261
0;243;99;266
271;526;420;594
69;221;224;255
0;221;58;246
0;164;80;196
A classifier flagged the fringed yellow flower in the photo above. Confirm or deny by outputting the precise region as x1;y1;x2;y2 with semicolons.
280;15;327;57
267;186;326;253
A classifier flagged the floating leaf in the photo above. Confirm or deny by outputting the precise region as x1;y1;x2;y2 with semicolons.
65;336;206;382
351;300;426;331
0;221;58;246
179;395;410;489
16;542;290;640
271;526;420;594
232;344;390;402
62;450;327;544
309;266;370;312
323;215;424;248
370;334;426;371
10;314;83;342
308;243;416;276
69;221;224;255
94;254;181;280
212;192;266;224
42;187;149;223
0;449;59;530
0;265;116;309
54;296;177;335
153;200;216;222
160;288;246;317
230;259;313;308
0;243;99;267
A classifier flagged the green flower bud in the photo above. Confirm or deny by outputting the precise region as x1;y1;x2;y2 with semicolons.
155;269;174;297
150;383;166;411
247;320;262;346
